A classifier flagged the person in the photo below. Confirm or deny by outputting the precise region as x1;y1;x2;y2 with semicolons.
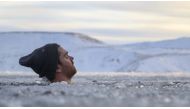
19;43;77;83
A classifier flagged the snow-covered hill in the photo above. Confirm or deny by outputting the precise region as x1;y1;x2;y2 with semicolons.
0;32;190;74
0;32;103;73
125;37;190;49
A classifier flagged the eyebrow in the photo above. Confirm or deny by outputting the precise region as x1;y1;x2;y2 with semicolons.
64;51;68;56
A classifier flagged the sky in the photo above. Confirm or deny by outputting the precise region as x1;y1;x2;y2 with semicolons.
0;1;190;44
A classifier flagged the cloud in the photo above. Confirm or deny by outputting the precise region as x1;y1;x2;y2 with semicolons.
0;1;190;44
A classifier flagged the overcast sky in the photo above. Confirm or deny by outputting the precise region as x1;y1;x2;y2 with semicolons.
0;1;190;44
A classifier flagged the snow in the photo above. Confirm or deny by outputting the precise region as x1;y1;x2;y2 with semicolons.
0;31;103;73
0;32;190;74
137;55;190;72
125;37;190;49
0;32;190;106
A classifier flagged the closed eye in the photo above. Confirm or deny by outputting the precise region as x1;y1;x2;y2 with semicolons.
64;52;69;58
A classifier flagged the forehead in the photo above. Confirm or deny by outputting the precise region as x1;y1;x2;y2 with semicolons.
58;47;67;54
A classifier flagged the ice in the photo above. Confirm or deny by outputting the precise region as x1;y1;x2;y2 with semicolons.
0;32;190;106
0;73;189;106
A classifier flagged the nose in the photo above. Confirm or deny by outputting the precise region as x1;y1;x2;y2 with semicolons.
69;56;74;60
69;56;74;64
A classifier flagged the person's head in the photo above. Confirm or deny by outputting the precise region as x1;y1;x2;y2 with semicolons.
19;43;77;83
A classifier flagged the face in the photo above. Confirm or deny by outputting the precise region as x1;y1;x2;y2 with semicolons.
54;47;77;82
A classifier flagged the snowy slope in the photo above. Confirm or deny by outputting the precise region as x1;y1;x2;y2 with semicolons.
118;37;190;72
0;32;190;74
0;32;103;73
125;37;190;49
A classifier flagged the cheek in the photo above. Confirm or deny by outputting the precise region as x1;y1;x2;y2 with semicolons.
65;59;73;67
60;57;67;65
61;59;73;68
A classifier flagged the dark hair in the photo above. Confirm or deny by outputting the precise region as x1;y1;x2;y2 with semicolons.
57;49;61;66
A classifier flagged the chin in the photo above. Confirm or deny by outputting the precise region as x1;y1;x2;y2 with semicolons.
72;65;77;73
69;66;77;79
73;67;77;75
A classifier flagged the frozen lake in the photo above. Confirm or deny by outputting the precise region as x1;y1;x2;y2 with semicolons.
0;72;190;106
